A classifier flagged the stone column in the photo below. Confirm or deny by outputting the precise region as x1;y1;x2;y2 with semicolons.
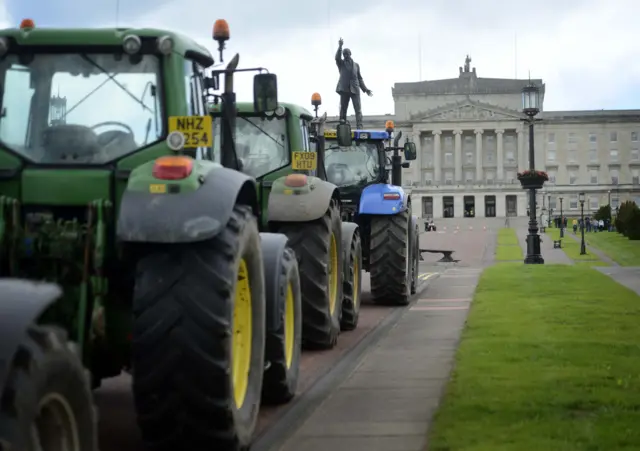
496;129;504;181
454;129;462;182
432;130;442;184
517;128;525;172
474;129;483;182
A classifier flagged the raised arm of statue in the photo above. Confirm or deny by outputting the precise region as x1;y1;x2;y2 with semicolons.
335;38;343;69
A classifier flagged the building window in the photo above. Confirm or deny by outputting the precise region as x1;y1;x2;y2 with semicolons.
547;149;556;161
547;170;556;184
424;172;433;185
610;131;617;142
610;149;618;162
590;169;598;184
404;179;412;187
548;133;555;143
506;170;515;183
633;169;639;185
444;152;453;165
465;151;473;164
570;197;578;209
568;148;577;163
486;151;494;162
444;136;453;150
589;133;597;143
485;170;495;184
550;197;557;209
445;171;453;185
505;149;515;162
567;132;576;144
569;171;577;185
464;170;474;183
631;148;639;161
589;149;598;162
632;131;638;142
612;196;619;208
589;197;599;210
611;169;619;185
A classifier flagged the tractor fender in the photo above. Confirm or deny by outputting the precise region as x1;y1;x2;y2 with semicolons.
0;279;61;391
340;221;360;279
358;184;408;216
267;176;338;223
260;232;291;334
117;166;259;243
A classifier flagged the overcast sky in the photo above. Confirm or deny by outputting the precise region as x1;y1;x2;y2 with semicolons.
4;0;640;116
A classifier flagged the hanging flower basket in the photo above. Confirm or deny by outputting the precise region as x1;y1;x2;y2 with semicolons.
517;170;548;189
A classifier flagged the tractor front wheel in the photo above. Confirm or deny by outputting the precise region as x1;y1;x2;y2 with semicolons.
0;325;97;451
131;205;266;451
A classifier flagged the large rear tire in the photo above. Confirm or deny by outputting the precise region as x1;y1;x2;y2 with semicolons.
369;209;411;305
131;205;266;451
0;325;97;451
410;220;420;295
276;200;343;349
261;241;302;405
340;229;362;331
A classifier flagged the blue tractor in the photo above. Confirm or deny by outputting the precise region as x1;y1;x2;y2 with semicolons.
322;120;420;313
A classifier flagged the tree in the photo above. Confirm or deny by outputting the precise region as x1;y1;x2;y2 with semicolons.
594;204;611;222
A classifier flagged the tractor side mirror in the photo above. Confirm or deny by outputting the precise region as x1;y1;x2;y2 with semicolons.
336;122;352;147
404;142;417;160
253;73;278;113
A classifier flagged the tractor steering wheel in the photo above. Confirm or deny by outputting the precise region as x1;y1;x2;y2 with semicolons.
91;121;135;136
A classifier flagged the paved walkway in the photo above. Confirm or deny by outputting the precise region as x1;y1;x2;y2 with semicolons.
594;266;640;296
279;268;483;451
564;231;619;266
515;226;573;265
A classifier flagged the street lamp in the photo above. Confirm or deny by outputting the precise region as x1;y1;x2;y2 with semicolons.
522;84;544;264
579;192;586;255
559;196;564;237
548;194;552;227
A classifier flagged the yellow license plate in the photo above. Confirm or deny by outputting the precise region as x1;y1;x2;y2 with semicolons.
149;183;167;194
291;151;317;171
168;116;213;148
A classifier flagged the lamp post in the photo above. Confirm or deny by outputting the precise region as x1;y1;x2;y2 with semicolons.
559;196;564;237
579;192;586;255
548;194;552;227
521;84;544;264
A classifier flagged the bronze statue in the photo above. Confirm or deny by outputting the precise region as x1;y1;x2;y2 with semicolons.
464;55;471;72
335;38;372;129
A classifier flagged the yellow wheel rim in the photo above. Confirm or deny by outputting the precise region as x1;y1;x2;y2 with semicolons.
232;259;252;409
328;233;338;314
353;254;360;310
284;283;295;369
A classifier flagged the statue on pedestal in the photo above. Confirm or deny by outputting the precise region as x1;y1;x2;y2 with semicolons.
335;38;372;129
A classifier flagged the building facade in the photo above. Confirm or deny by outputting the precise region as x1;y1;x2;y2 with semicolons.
328;57;640;219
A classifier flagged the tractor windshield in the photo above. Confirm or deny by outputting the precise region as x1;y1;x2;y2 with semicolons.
212;115;289;178
0;52;163;164
324;141;382;187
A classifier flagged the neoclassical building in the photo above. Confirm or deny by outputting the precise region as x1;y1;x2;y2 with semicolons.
328;57;640;218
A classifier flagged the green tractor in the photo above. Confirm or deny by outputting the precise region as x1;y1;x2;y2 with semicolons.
209;94;363;335
0;17;318;450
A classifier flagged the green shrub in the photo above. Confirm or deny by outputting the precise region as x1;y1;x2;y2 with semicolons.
626;204;640;240
594;204;611;222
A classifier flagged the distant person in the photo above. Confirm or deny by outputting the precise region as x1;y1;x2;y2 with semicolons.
572;219;578;234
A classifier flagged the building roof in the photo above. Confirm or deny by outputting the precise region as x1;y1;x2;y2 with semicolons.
392;56;545;97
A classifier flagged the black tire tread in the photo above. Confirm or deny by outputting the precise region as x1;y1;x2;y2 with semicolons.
277;201;342;349
0;325;97;450
131;205;265;451
262;247;301;405
340;230;362;331
369;209;411;305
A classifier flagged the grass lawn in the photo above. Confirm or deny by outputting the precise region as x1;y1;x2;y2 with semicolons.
545;228;608;265
584;232;640;266
495;228;523;261
428;265;640;451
